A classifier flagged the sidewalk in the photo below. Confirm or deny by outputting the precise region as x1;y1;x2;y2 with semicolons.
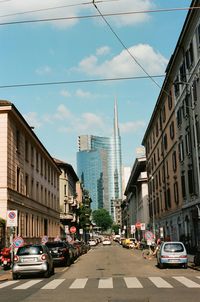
0;268;12;281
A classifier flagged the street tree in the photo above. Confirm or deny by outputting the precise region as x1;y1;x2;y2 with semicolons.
92;208;113;232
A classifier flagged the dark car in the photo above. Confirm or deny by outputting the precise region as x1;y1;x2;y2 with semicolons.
12;244;54;279
45;241;72;267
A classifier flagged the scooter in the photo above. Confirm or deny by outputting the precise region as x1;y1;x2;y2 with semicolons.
1;247;11;270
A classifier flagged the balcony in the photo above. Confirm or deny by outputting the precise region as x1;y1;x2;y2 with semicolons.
60;213;73;220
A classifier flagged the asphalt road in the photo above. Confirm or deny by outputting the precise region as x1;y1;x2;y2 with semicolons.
1;243;200;302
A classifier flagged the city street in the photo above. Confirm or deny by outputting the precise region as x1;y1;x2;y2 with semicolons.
0;242;200;302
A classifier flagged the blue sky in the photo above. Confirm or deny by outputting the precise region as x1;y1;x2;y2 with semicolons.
0;0;192;170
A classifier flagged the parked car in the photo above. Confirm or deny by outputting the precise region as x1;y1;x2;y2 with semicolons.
123;238;136;249
102;238;111;245
157;241;188;269
12;244;54;279
45;241;72;267
88;239;97;247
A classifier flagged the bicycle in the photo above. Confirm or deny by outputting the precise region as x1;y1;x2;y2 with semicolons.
142;246;155;260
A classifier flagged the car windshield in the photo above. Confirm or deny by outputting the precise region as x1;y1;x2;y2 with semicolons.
163;243;184;253
17;245;43;256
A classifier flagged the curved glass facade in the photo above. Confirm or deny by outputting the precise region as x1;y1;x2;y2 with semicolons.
77;101;122;215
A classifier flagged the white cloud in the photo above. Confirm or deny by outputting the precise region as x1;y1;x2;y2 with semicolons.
75;89;92;98
77;44;168;77
54;104;72;120
23;112;42;129
60;89;71;98
120;120;146;134
1;0;155;28
35;65;52;75
96;46;111;56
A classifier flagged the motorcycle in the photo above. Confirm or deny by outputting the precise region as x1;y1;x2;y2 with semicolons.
1;247;11;270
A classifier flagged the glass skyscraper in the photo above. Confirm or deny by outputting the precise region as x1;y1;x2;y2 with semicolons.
76;100;122;215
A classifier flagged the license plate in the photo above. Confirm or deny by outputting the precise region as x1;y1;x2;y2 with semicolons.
168;259;180;263
22;258;36;263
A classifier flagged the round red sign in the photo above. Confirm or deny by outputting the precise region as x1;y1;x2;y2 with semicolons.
70;226;76;233
135;222;141;228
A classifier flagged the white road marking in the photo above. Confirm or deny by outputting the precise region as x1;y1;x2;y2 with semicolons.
98;277;113;288
149;277;173;288
13;279;43;290
124;277;143;288
69;278;88;289
0;280;19;289
41;279;65;289
173;276;200;288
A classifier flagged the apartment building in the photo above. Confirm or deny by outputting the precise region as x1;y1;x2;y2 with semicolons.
142;0;200;251
54;158;81;238
0;100;61;246
123;157;148;238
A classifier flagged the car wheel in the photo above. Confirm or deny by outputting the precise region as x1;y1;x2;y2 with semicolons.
183;263;188;269
12;273;18;280
158;262;164;269
44;266;50;278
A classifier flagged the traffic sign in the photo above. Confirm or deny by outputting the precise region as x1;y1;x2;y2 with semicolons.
6;210;18;227
144;230;154;240
135;222;141;229
70;226;76;233
41;236;48;244
13;236;24;248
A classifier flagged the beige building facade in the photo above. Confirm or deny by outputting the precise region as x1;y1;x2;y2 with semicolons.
0;101;61;246
142;0;200;250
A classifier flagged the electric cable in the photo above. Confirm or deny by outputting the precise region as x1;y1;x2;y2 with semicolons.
0;5;199;26
0;74;165;89
92;1;163;91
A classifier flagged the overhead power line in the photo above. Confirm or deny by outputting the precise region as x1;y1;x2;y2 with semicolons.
0;75;165;89
0;6;200;26
0;0;118;18
92;1;163;91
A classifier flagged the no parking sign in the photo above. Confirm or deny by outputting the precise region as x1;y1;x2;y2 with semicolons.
7;210;18;227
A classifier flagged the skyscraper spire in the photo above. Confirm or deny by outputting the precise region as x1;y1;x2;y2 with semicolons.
114;97;119;137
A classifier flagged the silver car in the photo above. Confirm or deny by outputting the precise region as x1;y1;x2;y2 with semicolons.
12;244;54;279
157;241;188;269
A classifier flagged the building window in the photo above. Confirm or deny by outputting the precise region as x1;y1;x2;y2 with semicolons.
185;130;191;155
163;133;168;150
180;61;186;83
172;150;177;172
185;42;194;69
36;152;39;172
170;121;174;139
31;179;34;198
174;75;180;96
188;169;195;195
167;188;171;208
16;167;20;192
156;197;160;214
177;107;182;127
162;105;166;123
178;140;184;162
25;140;29;162
181;174;186;198
64;184;67;196
174;182;179;204
31;146;34;166
25;174;29;196
40;157;43;176
156;121;159;137
16;129;20;152
168;91;173;110
184;93;190;117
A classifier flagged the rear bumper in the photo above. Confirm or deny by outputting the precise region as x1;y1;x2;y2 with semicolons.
160;258;188;264
12;262;48;274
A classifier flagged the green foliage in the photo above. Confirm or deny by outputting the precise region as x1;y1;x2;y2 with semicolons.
112;223;120;234
92;208;113;231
